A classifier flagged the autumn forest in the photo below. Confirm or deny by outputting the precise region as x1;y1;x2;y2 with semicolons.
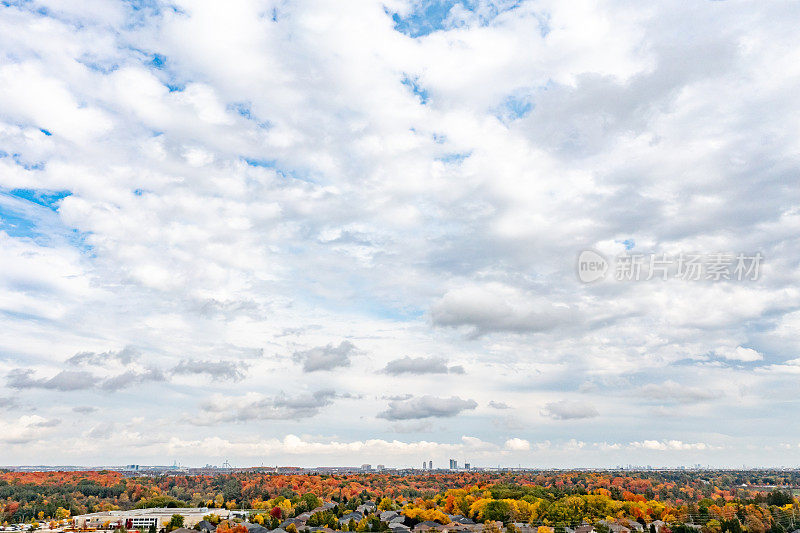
2;470;800;533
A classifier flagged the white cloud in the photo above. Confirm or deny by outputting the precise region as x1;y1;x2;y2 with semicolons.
431;283;576;336
504;437;530;451
715;346;764;362
541;400;599;420
378;396;478;420
629;440;717;451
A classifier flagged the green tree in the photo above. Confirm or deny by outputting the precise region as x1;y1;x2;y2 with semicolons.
167;514;185;532
483;501;513;524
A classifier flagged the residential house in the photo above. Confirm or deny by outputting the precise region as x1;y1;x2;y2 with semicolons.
510;523;536;533
195;521;217;533
357;503;377;515
242;524;270;533
414;521;445;533
338;512;364;526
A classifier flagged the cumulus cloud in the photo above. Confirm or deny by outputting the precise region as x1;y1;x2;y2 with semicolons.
173;359;249;381
200;390;338;423
378;395;478;420
504;437;530;451
33;417;62;428
431;284;575;336
629;440;716;451
541;400;599;420
8;369;94;391
715;346;764;362
489;401;511;409
1;415;60;444
8;367;166;392
100;368;167;391
67;346;140;366
292;341;357;372
383;356;465;375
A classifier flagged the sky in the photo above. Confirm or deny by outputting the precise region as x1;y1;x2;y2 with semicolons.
0;0;799;469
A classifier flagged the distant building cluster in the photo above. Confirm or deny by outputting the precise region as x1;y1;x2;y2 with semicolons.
421;459;471;471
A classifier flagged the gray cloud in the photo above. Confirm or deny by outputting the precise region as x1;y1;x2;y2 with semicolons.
541;400;599;420
73;406;98;414
67;346;140;366
195;298;262;320
33;418;61;428
0;396;17;408
488;400;511;409
378;395;478;420
201;390;338;422
8;369;94;391
381;394;412;401
383;356;465;375
8;366;166;392
278;325;323;337
6;368;166;392
88;422;116;439
390;420;435;433
100;368;167;391
292;341;356;372
173;359;249;380
430;286;576;336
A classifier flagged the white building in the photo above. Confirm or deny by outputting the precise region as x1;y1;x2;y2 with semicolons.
72;507;228;531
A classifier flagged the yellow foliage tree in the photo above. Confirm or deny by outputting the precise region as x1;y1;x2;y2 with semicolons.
379;498;394;511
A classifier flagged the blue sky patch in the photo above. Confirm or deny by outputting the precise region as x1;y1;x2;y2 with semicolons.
617;238;635;250
77;57;119;74
390;0;524;38
437;152;472;164
229;103;271;128
498;94;533;121
9;188;72;211
150;53;166;69
243;157;277;168
0;189;92;251
401;74;429;104
0;203;38;240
